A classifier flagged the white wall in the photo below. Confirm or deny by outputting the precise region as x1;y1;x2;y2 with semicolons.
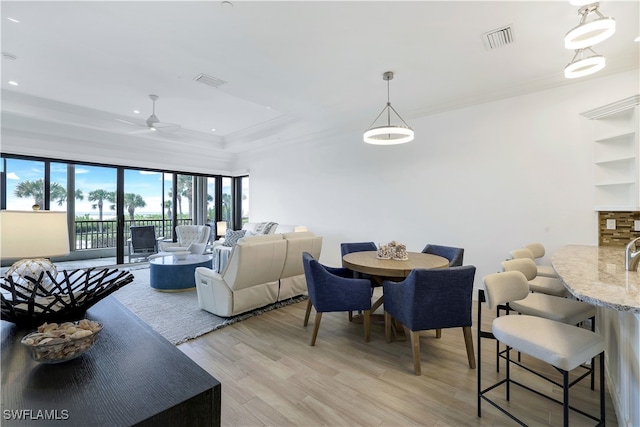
238;70;639;289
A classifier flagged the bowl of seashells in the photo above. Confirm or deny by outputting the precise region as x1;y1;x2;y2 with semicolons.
21;319;103;363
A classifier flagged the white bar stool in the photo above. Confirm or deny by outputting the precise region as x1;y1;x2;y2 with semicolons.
477;271;606;426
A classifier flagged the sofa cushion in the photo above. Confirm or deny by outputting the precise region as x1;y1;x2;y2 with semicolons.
222;229;246;247
238;233;284;245
275;224;296;233
255;221;278;234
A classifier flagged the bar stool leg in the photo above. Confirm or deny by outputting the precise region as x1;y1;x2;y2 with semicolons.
563;370;569;427
506;346;511;401
600;352;606;425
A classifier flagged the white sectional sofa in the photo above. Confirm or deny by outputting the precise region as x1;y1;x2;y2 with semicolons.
211;222;304;272
194;230;322;317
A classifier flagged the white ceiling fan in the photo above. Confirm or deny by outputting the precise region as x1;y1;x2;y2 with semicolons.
117;94;181;134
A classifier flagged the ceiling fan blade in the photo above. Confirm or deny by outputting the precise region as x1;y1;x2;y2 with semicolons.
128;127;157;134
152;122;181;132
116;118;143;126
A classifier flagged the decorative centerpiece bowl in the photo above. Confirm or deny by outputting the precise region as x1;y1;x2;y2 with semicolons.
1;268;134;327
21;319;103;363
172;251;190;260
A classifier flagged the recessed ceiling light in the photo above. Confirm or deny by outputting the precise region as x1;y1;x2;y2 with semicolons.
221;1;233;8
210;128;216;132
133;110;140;114
7;17;20;23
635;36;640;42
8;81;19;86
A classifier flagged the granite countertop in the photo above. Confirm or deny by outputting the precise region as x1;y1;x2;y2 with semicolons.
552;245;640;313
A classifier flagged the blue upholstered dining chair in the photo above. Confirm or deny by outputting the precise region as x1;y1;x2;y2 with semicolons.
340;242;377;321
421;244;464;267
420;243;465;338
382;265;477;375
302;252;373;346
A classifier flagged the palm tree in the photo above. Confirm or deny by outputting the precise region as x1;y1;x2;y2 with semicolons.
14;180;45;207
167;175;194;218
221;193;232;221
168;188;182;216
14;179;83;207
88;189;115;221
177;175;193;217
124;193;146;222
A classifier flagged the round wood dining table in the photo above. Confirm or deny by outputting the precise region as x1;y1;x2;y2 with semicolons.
342;251;449;281
342;251;450;338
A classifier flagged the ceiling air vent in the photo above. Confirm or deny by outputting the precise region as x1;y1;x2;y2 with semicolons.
482;25;514;50
193;73;226;88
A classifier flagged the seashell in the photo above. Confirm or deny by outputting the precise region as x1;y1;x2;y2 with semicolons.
77;319;91;330
38;337;54;345
43;323;59;332
70;329;92;339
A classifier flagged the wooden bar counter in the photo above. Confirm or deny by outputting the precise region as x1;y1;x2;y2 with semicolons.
551;244;640;426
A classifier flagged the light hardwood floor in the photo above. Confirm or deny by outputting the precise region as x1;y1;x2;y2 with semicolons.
179;291;618;426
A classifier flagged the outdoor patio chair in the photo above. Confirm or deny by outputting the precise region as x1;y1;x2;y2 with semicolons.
129;225;159;262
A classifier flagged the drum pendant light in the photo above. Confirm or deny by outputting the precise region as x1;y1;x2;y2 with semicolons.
363;71;414;145
564;3;616;50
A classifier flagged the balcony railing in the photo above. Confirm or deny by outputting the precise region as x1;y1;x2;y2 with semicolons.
73;219;193;250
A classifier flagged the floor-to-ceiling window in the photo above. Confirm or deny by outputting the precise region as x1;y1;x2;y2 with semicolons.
72;164;117;251
1;154;248;266
234;175;249;228
221;177;232;228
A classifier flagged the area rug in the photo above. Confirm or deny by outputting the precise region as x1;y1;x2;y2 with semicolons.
112;268;307;345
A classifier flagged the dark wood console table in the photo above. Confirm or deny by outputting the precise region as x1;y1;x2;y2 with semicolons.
1;296;221;426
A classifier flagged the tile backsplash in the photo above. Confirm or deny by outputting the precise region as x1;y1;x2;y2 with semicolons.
599;211;640;246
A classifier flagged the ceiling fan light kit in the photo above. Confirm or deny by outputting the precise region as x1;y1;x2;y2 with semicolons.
363;71;414;145
563;2;615;79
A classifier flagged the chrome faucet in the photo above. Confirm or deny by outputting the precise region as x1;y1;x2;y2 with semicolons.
625;237;640;271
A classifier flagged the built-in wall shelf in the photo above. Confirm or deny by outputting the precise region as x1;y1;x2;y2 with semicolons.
582;95;640;211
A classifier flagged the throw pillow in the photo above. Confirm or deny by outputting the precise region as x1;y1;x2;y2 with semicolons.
222;229;246;247
254;221;278;235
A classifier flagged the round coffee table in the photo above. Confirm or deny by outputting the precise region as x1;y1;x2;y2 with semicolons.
149;254;213;292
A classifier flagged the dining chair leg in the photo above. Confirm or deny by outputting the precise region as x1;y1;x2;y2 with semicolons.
462;326;476;369
384;311;392;343
310;312;322;346
436;328;442;338
363;309;371;342
303;300;312;326
348;311;353;322
410;330;422;375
